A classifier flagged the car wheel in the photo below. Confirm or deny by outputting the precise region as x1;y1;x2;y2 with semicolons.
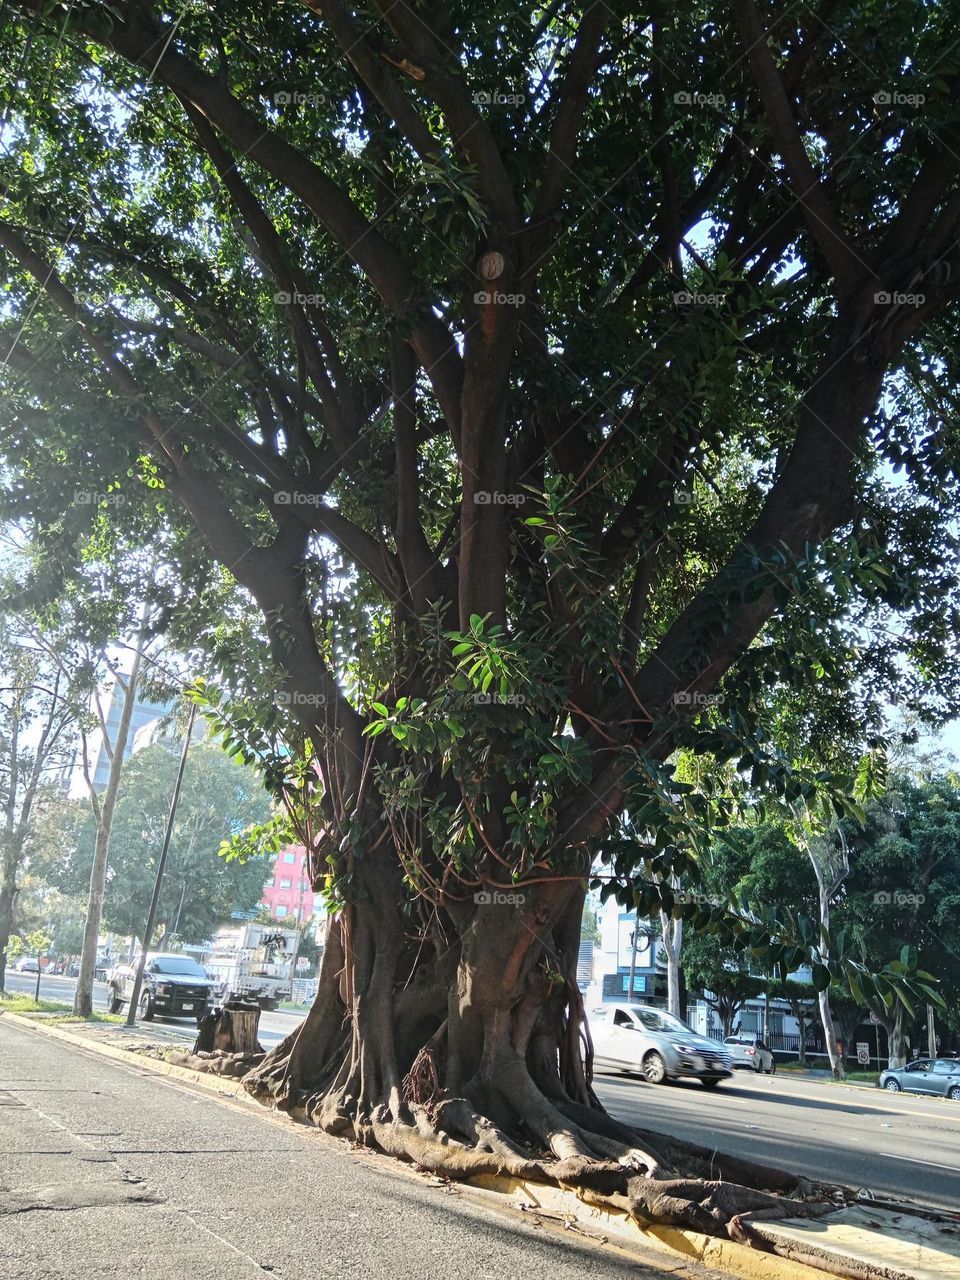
884;1078;901;1091
701;1077;723;1089
768;1060;777;1075
108;994;123;1014
642;1051;666;1084
138;990;154;1021
948;1085;960;1101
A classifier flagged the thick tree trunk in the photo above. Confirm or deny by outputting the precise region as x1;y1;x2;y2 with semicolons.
0;877;15;994
74;639;146;1017
232;865;818;1240
881;1005;909;1069
659;908;683;1019
808;835;847;1081
818;989;845;1080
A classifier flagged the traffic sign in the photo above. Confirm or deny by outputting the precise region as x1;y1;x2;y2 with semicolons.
856;1042;870;1065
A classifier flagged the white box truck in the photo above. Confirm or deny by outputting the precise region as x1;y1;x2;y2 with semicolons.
205;923;300;1009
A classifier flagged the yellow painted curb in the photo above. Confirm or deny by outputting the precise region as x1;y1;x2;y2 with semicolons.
467;1172;830;1280
0;1010;250;1100
0;1011;892;1280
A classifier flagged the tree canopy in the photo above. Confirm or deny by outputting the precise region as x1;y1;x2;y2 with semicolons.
1;0;960;1235
38;741;273;946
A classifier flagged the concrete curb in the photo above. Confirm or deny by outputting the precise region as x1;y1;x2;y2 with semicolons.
0;1011;250;1099
467;1172;830;1280
0;1010;917;1280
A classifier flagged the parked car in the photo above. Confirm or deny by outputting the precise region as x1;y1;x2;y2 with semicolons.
879;1058;960;1100
590;1003;733;1087
107;953;218;1024
14;957;40;973
724;1034;776;1074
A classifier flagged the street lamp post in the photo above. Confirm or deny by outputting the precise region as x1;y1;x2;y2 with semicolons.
125;703;197;1027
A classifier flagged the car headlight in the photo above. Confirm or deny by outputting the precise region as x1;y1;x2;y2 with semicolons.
672;1041;699;1053
155;983;170;995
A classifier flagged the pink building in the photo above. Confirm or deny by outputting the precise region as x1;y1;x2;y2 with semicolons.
260;845;315;924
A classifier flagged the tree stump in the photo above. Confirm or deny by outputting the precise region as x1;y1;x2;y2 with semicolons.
193;999;262;1055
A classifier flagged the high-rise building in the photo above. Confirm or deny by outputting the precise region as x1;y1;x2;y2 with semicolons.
260;845;316;925
66;673;174;797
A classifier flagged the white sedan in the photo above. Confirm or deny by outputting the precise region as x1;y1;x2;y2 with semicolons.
723;1034;776;1073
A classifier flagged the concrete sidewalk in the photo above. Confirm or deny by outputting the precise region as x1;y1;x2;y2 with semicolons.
0;1017;732;1280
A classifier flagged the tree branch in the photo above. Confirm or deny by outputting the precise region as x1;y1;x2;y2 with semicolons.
731;0;863;296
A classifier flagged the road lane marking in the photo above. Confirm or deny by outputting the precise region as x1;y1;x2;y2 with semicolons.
880;1152;960;1173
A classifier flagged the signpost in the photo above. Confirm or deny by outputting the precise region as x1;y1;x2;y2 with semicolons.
856;1042;870;1067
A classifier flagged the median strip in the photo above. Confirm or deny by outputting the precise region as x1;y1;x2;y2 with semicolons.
3;1009;958;1280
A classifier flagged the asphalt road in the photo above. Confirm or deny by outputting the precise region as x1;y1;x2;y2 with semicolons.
2;971;304;1048
8;971;958;1211
0;1019;728;1280
594;1066;960;1212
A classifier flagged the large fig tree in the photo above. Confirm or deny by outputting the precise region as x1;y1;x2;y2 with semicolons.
1;0;959;1234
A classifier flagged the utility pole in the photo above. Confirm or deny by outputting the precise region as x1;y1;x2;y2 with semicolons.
927;1003;937;1058
125;703;197;1027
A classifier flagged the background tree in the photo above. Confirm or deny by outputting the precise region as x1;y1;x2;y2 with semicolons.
0;0;958;1232
41;741;273;948
682;932;765;1037
0;623;78;990
836;774;960;1066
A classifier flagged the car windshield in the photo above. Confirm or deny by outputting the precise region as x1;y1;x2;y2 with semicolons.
148;956;207;977
634;1009;693;1034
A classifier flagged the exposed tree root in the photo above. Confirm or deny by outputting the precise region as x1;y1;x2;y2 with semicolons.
219;1050;842;1245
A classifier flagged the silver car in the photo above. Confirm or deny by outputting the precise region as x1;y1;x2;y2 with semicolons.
724;1034;776;1074
590;1003;733;1087
879;1058;960;1099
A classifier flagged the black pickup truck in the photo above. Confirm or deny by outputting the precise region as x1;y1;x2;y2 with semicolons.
108;952;218;1024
